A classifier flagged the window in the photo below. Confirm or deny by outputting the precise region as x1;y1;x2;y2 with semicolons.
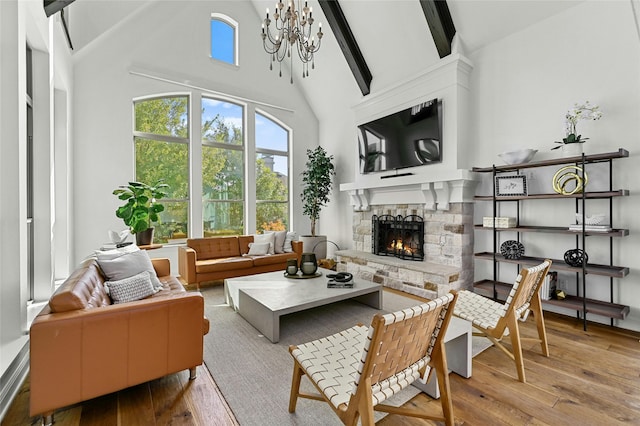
134;94;291;241
255;112;289;232
210;14;237;65
133;96;190;243
201;97;244;236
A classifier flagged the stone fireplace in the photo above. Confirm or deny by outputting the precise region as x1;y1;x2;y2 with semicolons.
336;202;474;300
372;214;425;261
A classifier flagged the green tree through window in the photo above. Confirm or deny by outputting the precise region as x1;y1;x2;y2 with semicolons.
134;95;290;242
134;96;189;243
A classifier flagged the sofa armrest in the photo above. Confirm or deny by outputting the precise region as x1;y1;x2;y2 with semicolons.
151;258;171;277
178;246;197;284
29;292;206;417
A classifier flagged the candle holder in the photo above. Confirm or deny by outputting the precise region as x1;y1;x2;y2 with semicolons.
286;259;299;276
300;252;318;275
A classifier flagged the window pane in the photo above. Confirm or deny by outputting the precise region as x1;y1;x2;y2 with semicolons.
256;113;287;151
211;19;235;64
155;201;188;244
135;137;189;200
203;146;243;200
204;201;244;236
256;154;287;201
135;97;188;138
257;202;288;232
202;98;243;146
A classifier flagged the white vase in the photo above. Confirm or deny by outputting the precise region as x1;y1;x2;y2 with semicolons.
561;143;583;157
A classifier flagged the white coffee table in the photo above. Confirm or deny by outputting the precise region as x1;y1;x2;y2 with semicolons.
411;315;472;398
224;268;383;343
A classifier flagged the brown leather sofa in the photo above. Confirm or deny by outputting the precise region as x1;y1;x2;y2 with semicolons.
29;257;209;424
178;235;302;287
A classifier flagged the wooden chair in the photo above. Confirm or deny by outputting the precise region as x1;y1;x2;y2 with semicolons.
288;292;457;426
453;259;552;383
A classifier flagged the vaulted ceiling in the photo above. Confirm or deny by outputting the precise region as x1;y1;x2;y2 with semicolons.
61;0;584;120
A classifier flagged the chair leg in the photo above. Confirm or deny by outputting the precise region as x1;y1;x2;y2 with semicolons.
507;314;526;383
531;295;550;357
357;378;375;426
288;360;304;413
189;367;197;380
434;344;455;426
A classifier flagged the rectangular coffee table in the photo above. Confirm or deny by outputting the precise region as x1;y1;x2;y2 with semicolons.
224;268;383;343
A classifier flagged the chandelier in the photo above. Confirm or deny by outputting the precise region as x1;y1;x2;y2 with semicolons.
261;1;323;83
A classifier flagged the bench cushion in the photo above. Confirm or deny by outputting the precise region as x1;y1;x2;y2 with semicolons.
195;256;254;273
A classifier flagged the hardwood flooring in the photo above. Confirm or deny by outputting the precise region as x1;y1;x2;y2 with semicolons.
3;311;640;425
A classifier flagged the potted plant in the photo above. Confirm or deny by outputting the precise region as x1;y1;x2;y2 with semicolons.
552;101;603;155
300;146;335;259
113;179;169;246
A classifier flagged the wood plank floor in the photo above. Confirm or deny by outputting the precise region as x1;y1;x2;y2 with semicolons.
4;311;640;425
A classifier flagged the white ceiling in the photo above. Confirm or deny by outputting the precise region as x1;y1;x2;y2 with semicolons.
66;0;584;119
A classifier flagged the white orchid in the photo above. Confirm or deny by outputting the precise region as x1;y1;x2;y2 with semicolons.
553;101;603;149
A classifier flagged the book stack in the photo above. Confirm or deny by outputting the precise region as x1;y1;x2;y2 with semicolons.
540;271;557;301
568;224;612;232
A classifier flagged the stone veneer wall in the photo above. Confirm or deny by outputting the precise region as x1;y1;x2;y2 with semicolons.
340;202;474;299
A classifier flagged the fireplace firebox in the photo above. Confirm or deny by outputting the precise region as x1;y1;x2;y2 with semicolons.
372;214;425;261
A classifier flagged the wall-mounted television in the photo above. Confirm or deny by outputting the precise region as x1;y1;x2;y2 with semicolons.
358;98;442;174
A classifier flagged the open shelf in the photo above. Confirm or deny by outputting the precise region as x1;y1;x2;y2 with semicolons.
473;148;629;328
473;225;629;237
473;280;629;319
474;252;629;278
474;190;629;202
472;148;629;173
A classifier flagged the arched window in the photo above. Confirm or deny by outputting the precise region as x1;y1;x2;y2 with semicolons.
133;95;190;243
210;14;238;65
255;111;290;232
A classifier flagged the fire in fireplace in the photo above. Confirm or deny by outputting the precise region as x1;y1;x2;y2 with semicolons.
372;214;425;261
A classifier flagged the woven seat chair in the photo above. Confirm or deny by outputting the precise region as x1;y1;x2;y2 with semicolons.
454;259;552;383
288;291;457;426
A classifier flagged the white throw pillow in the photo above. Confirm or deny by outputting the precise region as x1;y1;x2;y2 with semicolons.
95;244;140;261
264;230;287;254
253;233;275;255
105;271;157;304
283;231;298;253
96;249;163;291
246;242;272;256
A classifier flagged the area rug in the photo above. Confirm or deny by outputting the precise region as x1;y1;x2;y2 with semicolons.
201;285;490;426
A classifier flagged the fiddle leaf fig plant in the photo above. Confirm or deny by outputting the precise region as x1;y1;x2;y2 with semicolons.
301;146;335;237
113;180;169;234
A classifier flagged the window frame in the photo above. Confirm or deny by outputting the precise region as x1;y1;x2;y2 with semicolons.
132;93;191;243
210;13;239;66
254;108;292;232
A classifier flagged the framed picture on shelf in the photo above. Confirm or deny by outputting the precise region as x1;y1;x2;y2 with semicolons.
495;175;527;196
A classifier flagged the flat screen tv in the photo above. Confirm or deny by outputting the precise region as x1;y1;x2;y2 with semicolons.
358;98;442;174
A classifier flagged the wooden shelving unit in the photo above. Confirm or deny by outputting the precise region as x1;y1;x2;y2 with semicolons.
473;148;630;330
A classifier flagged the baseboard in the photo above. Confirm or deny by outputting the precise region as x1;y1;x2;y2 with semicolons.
0;341;29;422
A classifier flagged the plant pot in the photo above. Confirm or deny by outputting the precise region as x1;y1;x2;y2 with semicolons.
561;143;583;157
299;235;327;260
135;227;155;246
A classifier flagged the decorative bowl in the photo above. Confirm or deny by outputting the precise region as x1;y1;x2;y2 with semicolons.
498;149;538;165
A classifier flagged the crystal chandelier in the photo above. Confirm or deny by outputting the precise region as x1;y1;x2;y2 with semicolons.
261;1;323;83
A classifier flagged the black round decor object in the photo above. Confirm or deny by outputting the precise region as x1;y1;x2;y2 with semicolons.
500;240;525;260
564;249;588;267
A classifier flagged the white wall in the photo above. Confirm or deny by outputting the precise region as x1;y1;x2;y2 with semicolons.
321;1;640;330
72;1;318;265
0;0;73;418
469;1;640;330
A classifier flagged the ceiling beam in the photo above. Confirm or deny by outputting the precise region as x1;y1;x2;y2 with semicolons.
318;0;372;96
420;0;456;58
44;0;76;18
